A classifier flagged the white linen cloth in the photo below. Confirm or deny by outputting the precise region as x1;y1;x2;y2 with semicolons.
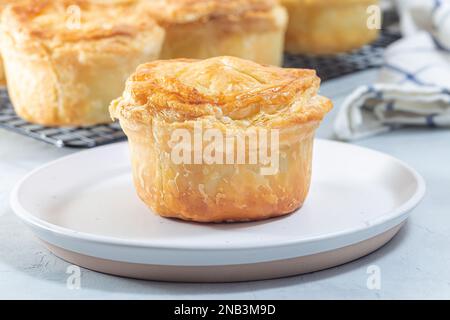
334;0;450;141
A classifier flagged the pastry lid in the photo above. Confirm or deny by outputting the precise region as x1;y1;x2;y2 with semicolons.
110;56;333;127
1;0;162;45
141;0;279;24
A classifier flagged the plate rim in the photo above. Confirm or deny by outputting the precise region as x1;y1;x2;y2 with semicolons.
10;139;426;254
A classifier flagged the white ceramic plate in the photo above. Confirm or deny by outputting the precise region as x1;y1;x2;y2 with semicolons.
11;140;425;282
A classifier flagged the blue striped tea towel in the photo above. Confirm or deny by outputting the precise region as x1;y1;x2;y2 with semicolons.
334;0;450;141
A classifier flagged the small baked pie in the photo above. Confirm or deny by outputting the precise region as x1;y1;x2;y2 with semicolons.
0;0;21;86
143;0;288;66
0;0;165;126
281;0;380;55
110;56;332;222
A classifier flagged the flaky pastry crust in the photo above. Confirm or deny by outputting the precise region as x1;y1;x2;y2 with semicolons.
4;0;154;46
111;56;332;223
0;0;21;85
144;0;280;25
281;0;380;54
111;56;332;126
0;0;165;126
142;0;287;66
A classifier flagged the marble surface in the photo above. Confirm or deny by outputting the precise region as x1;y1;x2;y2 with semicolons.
1;70;449;299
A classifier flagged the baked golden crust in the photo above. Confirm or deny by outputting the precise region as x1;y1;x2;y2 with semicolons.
281;0;380;54
143;0;279;25
110;56;332;127
4;0;157;48
1;0;165;126
142;0;287;66
111;56;332;223
126;120;319;222
0;0;20;85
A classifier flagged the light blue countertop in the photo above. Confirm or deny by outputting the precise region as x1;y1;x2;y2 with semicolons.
0;70;449;299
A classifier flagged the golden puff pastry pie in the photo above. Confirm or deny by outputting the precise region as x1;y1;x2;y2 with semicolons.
0;0;165;126
110;56;332;223
281;0;380;55
0;1;21;85
143;0;288;66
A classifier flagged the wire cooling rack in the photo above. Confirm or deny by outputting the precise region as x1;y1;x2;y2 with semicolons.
0;29;401;148
284;31;401;81
0;89;126;148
